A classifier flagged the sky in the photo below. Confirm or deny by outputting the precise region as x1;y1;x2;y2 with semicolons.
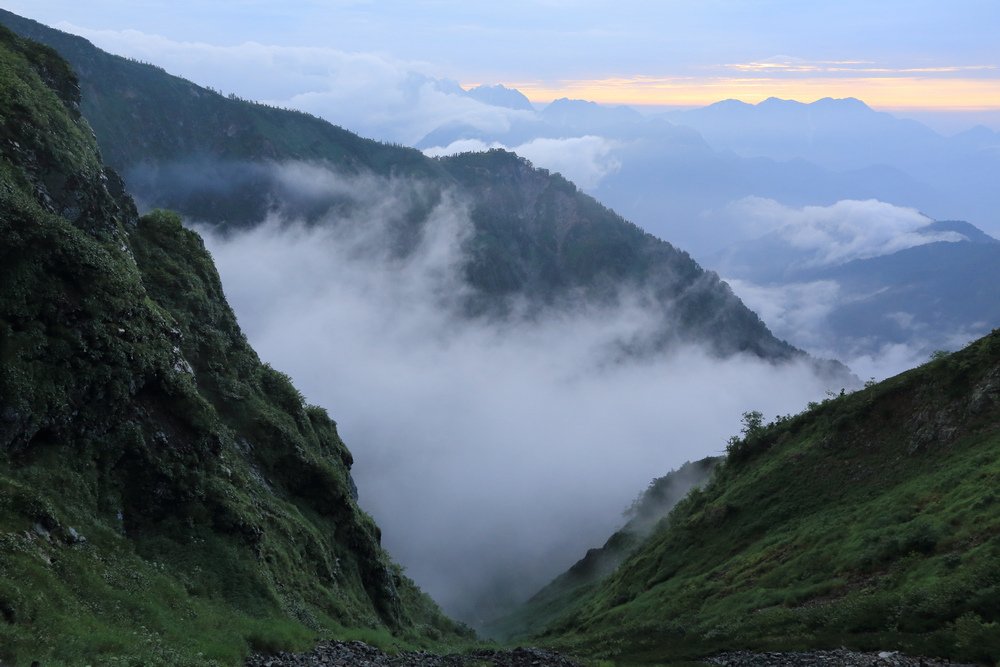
6;0;1000;116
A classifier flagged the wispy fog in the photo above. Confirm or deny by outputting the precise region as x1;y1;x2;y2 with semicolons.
713;197;961;270
716;198;987;380
729;273;987;381
424;136;622;189
195;164;838;624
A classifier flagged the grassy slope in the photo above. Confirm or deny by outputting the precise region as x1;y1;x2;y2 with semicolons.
530;332;1000;664
487;458;719;642
0;26;466;666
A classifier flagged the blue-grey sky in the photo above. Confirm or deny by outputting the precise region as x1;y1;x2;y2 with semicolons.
7;1;999;97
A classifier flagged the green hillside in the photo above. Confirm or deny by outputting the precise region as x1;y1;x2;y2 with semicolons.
0;8;822;365
518;332;1000;664
486;458;719;642
0;26;466;666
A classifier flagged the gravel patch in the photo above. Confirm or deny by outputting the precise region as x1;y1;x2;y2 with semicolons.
246;640;582;667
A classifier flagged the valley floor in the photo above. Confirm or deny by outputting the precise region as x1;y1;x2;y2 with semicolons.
245;641;981;667
708;650;977;667
245;640;582;666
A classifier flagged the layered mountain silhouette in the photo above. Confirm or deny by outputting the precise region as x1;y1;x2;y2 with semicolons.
418;93;999;259
3;8;997;667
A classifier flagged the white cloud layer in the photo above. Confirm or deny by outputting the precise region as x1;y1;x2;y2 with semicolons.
725;279;841;350
710;197;986;381
719;197;962;269
194;165;837;624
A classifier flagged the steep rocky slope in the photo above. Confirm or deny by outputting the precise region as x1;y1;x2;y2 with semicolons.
0;26;464;666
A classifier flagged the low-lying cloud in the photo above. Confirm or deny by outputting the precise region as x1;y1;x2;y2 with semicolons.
424;135;622;189
706;197;985;380
724;279;842;351
194;165;841;625
727;277;987;381
716;197;962;270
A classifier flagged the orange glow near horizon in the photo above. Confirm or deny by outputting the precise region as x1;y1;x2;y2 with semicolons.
494;76;1000;111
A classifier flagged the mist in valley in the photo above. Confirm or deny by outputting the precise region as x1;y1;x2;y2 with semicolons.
707;198;995;380
193;164;843;624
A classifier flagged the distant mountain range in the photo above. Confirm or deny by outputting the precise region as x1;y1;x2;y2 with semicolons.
661;97;1000;245
464;83;534;111
662;96;1000;173
417;93;1000;260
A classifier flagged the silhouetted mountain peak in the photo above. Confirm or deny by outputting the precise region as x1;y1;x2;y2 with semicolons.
920;219;999;244
707;98;753;109
465;83;534;111
811;96;871;110
759;96;800;107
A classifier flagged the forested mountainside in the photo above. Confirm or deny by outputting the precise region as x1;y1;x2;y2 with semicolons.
0;25;465;666
0;8;828;364
505;330;1000;664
